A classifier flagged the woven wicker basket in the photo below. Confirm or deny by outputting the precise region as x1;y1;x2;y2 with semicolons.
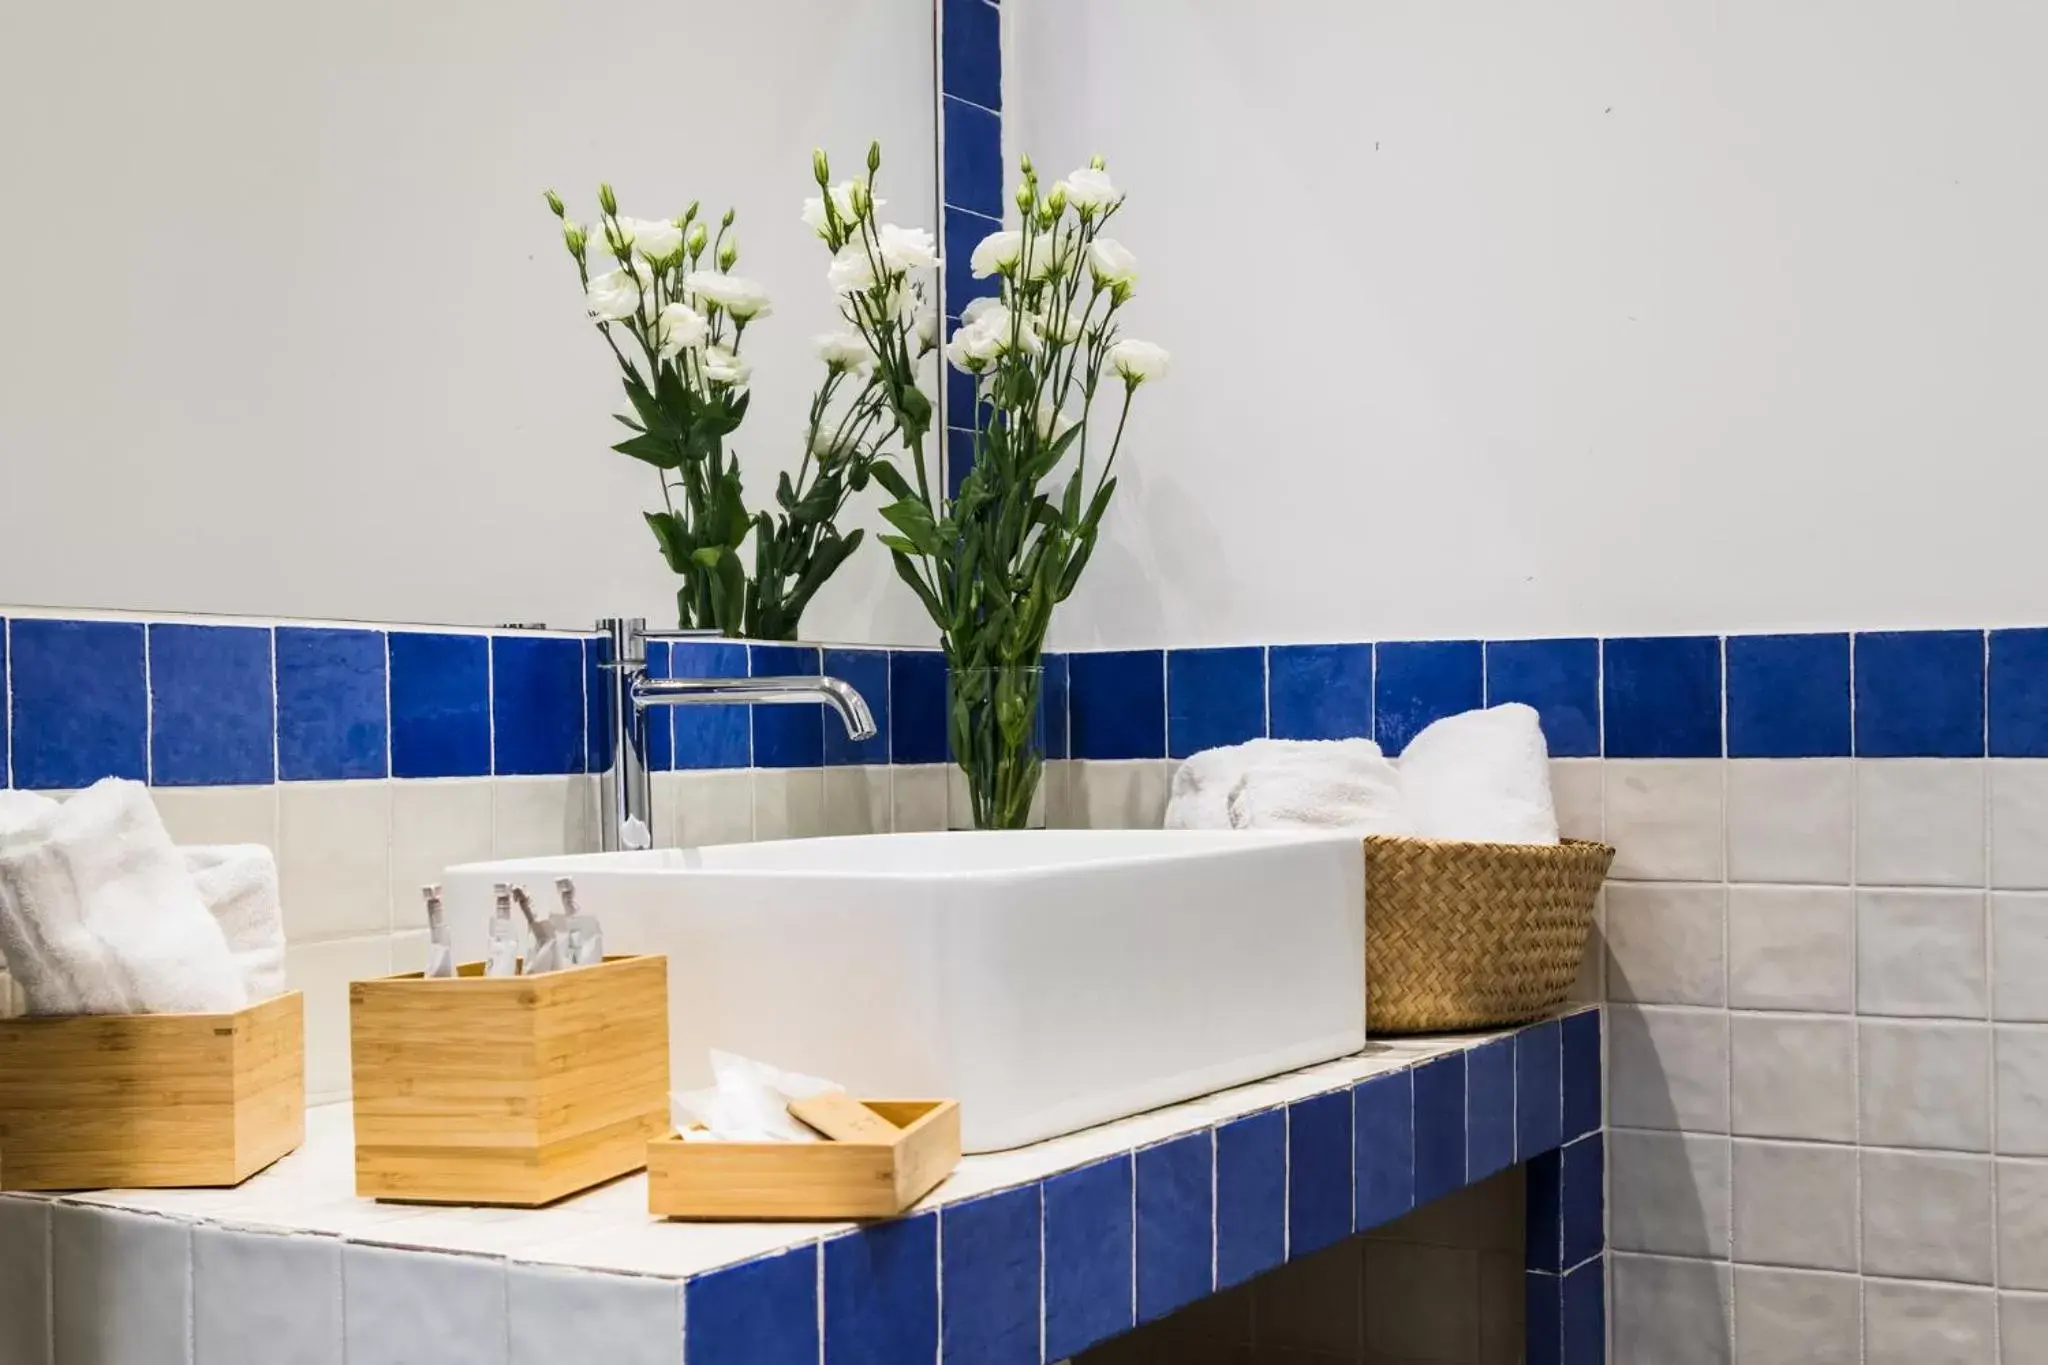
1363;835;1614;1034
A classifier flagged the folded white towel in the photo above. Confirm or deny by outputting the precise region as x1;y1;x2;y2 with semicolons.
1168;738;1402;831
184;845;288;1003
0;779;247;1016
1398;703;1559;845
1226;743;1415;834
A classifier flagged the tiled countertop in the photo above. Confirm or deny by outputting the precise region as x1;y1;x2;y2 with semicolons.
0;1005;1604;1365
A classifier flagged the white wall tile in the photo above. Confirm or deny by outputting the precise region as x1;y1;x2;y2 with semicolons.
671;770;755;847
1725;759;1852;884
2003;1291;2048;1360
1605;760;1725;881
1726;887;1855;1013
285;934;393;1103
279;780;393;941
493;775;596;858
1729;1013;1857;1143
1860;1020;1990;1151
390;780;495;928
1733;1265;1858;1365
1611;1252;1732;1365
1999;1027;2048;1155
752;768;825;841
821;766;890;837
1994;892;2048;1022
1610;1005;1730;1132
1567;889;1606;1003
1609;1129;1731;1258
1992;760;2048;889
505;1265;681;1365
1862;1279;1994;1365
193;1227;343;1365
1042;759;1081;830
1861;1150;1995;1284
1856;759;1986;888
1605;883;1726;1006
890;765;949;833
1731;1139;1858;1272
1857;890;1988;1018
342;1244;508;1365
0;1197;50;1365
1076;759;1171;831
1550;757;1603;842
152;783;279;849
1998;1159;2048;1291
52;1205;192;1365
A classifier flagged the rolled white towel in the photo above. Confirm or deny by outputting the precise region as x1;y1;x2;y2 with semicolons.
0;779;247;1016
1398;703;1559;845
1227;742;1415;835
183;845;288;1003
1167;738;1397;830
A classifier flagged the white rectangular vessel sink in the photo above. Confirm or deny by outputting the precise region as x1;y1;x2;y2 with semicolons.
444;830;1365;1152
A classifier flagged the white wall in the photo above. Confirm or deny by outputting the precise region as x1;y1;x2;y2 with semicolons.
0;0;939;643
1014;0;2048;648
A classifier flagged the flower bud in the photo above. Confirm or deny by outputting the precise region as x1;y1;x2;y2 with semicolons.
682;200;700;225
1045;185;1067;217
1090;154;1106;171
1015;181;1034;214
1036;203;1057;231
849;177;871;217
720;206;736;228
1019;153;1034;176
598;183;618;216
686;222;709;259
867;140;882;175
717;235;738;271
543;188;565;218
562;222;587;257
813;148;831;187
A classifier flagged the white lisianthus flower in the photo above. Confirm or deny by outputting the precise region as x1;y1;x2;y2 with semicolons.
626;216;684;262
826;242;875;294
1060;165;1121;211
1033;309;1084;344
654;302;708;358
1033;404;1078;442
584;265;650;322
1109;338;1170;385
810;426;847;461
876;223;941;273
684;272;773;321
969;229;1023;278
914;305;938;349
801;180;884;237
702;346;751;386
944;306;1042;374
960;296;1003;328
1022;224;1079;281
1086;238;1138;290
814;331;872;374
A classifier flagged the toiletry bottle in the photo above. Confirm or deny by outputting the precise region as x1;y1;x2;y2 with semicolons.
510;885;559;974
484;883;521;977
422;884;456;978
556;876;604;966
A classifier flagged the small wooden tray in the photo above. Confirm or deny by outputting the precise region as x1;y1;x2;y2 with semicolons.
0;991;305;1191
647;1099;961;1220
349;955;669;1207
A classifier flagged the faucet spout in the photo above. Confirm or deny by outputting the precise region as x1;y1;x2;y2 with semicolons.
632;674;877;742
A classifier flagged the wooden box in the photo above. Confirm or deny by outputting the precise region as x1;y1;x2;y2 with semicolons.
648;1099;961;1220
0;991;305;1191
349;955;669;1206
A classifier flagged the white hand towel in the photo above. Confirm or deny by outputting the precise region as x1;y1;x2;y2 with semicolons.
1226;744;1415;834
183;845;287;1003
1398;703;1559;845
0;779;247;1015
1168;737;1397;830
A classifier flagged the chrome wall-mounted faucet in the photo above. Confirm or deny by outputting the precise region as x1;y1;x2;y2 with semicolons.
596;617;877;852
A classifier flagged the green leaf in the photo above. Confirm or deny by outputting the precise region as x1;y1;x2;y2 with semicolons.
878;499;944;556
887;549;944;623
870;460;915;501
644;511;691;573
613;433;684;469
690;546;725;570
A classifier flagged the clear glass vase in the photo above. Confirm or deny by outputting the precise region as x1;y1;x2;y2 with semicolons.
948;663;1046;831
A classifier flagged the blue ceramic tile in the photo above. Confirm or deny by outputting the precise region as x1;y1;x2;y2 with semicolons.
1269;644;1371;741
1725;633;1851;758
1990;628;2048;757
1167;647;1265;758
1041;652;1070;761
941;0;1001;110
1602;636;1721;758
1216;1109;1286;1289
891;650;949;764
1562;1134;1604;1268
943;208;1001;317
686;1246;817;1365
1526;1271;1563;1365
9;619;147;790
946;361;979;437
1563;1009;1601;1141
1854;629;1985;758
640;642;674;771
1413;1054;1467;1206
1135;1133;1212;1323
824;649;891;766
1562;1254;1605;1365
1070;650;1166;760
147;624;274;786
388;633;490;778
1526;1149;1564;1273
1485;638;1599;757
276;627;387;781
947;427;974;501
1288;1089;1353;1256
1467;1037;1516;1180
1516;1020;1564;1159
1043;1157;1134;1360
0;621;8;785
940;1186;1040;1365
584;637;613;774
823;1214;937;1365
1354;1071;1415;1232
668;640;751;770
750;644;823;768
1375;640;1482;756
942;97;1002;218
491;635;585;776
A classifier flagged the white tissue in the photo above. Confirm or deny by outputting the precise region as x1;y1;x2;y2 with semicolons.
1398;703;1560;845
183;845;288;1002
672;1050;845;1143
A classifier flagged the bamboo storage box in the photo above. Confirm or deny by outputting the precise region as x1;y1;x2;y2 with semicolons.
648;1099;962;1220
0;991;305;1192
349;954;669;1206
